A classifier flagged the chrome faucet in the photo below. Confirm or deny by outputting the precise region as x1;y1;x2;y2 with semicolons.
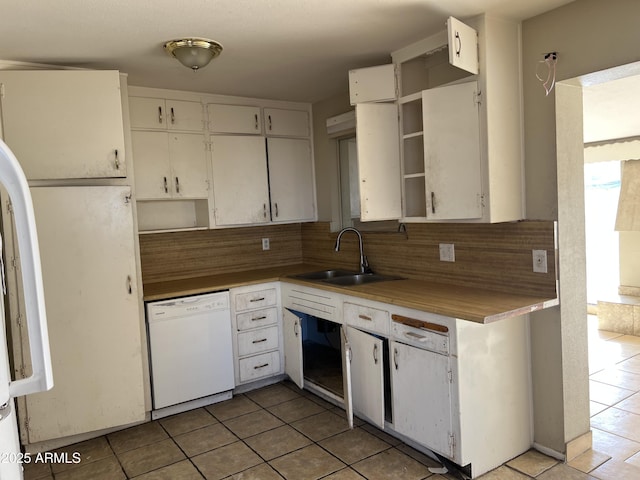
334;227;371;274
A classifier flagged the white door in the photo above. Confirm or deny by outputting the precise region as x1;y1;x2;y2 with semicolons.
346;327;385;428
23;186;145;443
131;131;172;199
0;70;126;180
168;133;209;198
391;341;453;459
283;309;303;389
166;100;204;131
423;81;482;220
348;64;397;105
208;104;262;134
447;17;479;75
210;136;270;225
129;97;168;129
341;326;353;429
267;138;315;222
264;108;309;137
356;103;402;221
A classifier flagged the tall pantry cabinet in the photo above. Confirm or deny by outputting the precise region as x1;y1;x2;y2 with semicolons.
0;70;146;447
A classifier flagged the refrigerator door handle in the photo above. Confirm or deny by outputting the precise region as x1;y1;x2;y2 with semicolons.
0;140;53;403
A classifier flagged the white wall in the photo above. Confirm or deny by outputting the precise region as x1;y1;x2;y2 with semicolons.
523;0;640;453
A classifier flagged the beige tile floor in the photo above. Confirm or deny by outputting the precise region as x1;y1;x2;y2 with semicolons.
22;315;640;480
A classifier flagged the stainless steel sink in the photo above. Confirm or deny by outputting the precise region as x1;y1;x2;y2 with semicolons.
291;269;358;281
323;273;404;286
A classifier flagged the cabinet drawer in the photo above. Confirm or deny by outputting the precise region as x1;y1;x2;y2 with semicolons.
237;325;279;357
344;302;389;335
391;321;449;355
238;351;281;383
235;288;277;311
236;307;278;331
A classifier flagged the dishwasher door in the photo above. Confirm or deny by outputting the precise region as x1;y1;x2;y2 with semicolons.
147;291;234;410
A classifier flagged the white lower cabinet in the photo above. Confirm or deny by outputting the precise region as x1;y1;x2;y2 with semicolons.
390;340;454;459
231;283;284;385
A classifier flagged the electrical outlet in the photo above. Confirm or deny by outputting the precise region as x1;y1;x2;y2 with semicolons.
439;243;455;262
532;249;547;273
262;238;270;251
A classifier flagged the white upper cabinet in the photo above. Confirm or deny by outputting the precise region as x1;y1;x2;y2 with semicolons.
356;103;402;221
348;64;397;105
423;81;482;220
210;135;270;226
264;108;309;137
207;104;262;134
129;97;204;131
0;70;126;180
132;131;208;200
267;138;315;223
447;16;479;75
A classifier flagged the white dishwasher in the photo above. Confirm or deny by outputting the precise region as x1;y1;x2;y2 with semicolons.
147;291;234;416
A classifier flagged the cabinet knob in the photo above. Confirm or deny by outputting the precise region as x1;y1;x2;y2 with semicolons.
127;275;132;295
431;191;436;214
170;107;175;125
158;106;163;124
274;202;279;218
163;177;168;194
254;114;259;131
393;348;399;370
268;114;272;131
114;149;120;170
373;344;378;364
263;203;267;219
175;177;180;194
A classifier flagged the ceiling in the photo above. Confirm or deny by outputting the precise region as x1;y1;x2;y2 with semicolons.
1;0;576;103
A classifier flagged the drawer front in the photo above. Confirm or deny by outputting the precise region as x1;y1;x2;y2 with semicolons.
237;325;279;357
344;302;389;335
239;351;281;383
235;287;277;312
236;307;278;331
391;321;449;355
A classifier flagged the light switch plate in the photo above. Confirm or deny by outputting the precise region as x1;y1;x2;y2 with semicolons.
439;243;455;262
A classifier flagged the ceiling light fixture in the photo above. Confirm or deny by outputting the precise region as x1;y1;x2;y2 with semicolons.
163;38;223;71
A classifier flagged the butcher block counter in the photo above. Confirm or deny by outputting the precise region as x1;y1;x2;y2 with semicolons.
142;263;558;324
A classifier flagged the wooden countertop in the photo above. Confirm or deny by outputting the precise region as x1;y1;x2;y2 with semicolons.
142;263;558;324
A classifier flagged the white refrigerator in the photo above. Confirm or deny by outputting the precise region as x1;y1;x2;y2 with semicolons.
0;140;53;479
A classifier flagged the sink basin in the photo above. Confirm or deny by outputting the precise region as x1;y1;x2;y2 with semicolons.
292;269;358;281
323;273;404;286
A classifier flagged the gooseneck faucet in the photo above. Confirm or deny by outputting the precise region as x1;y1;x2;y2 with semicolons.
334;227;371;274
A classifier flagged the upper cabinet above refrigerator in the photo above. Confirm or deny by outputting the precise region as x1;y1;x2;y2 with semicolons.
0;70;127;180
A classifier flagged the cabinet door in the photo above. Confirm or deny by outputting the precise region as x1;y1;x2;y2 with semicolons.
210;136;270;225
264;108;309;137
168;133;208;198
391;341;453;459
341;326;354;429
267;138;315;222
166;100;204;131
447;17;479;75
346;327;385;429
283;309;304;389
423;81;482;220
349;64;396;105
23;186;145;443
131;131;172;199
129;97;167;129
356;103;402;221
208;104;262;134
0;70;126;180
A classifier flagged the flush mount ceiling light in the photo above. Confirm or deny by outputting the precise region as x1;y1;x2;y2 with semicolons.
163;38;223;71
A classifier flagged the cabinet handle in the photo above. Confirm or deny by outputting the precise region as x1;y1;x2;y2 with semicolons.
373;344;378;364
263;203;267;219
358;314;372;321
252;315;267;321
393;348;399;370
170;107;175;124
163;177;168;194
455;31;462;58
294;320;299;336
114;149;120;170
252;338;268;344
274;202;279;217
404;331;428;342
249;297;265;303
254;363;269;369
268;114;272;131
431;191;436;214
158;106;163;124
254;114;259;131
175;177;180;194
127;275;132;295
